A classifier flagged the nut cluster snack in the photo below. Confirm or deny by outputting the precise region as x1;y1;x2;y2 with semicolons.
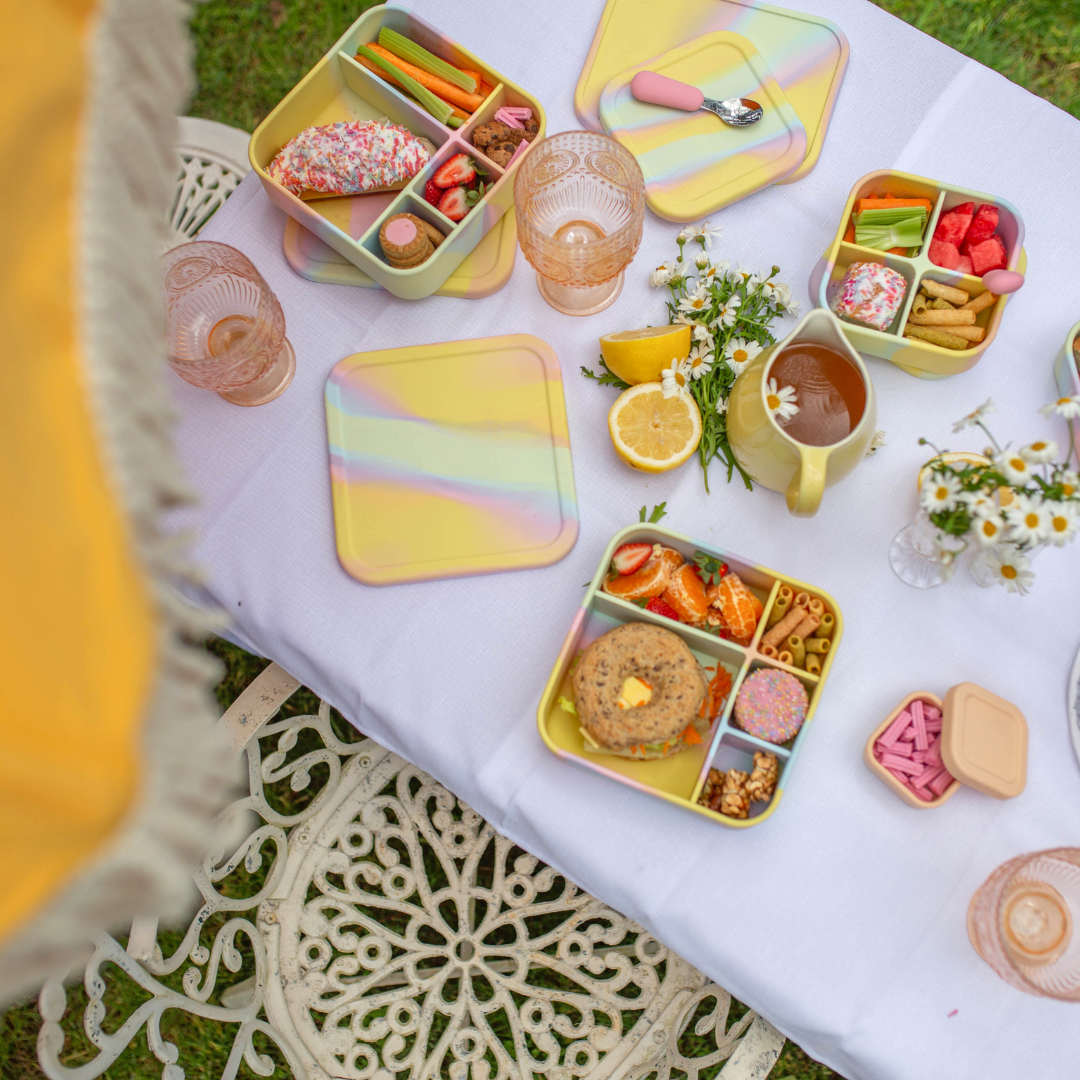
700;752;779;819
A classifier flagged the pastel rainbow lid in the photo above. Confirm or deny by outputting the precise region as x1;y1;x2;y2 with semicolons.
576;0;848;185
325;334;578;585
599;32;806;221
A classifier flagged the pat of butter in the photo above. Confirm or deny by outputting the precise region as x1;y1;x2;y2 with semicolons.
617;676;653;710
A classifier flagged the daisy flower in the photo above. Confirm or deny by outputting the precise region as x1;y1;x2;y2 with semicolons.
952;399;995;433
960;489;997;516
701;260;730;286
765;379;799;421
716;295;742;327
723;337;762;376
1054;469;1080;498
678;220;722;245
920;471;962;513
715;397;728;415
694;251;710;269
971;510;1006;547
772;282;800;316
1019;438;1059;464
661;358;691;398
649;263;675;287
676;284;711;317
972;545;1034;594
692;323;714;346
1004;493;1051;546
1044;500;1079;546
686;344;714;380
995;451;1032;485
1040;395;1080;420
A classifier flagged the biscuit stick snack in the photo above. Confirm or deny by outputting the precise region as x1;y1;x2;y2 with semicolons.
761;605;808;650
766;585;793;627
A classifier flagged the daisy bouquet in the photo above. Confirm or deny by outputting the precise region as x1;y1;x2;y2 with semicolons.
583;222;798;490
914;397;1080;594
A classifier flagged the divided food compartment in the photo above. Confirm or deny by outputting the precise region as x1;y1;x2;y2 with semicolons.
813;170;1026;380
536;524;841;829
248;5;544;300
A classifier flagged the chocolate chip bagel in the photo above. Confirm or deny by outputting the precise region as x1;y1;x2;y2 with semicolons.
572;622;708;758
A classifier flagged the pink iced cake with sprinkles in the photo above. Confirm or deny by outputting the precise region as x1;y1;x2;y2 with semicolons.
268;120;432;199
734;669;809;744
830;261;907;331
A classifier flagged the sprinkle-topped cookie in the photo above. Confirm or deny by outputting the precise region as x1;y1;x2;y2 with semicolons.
830;261;907;331
734;668;809;744
268;120;431;198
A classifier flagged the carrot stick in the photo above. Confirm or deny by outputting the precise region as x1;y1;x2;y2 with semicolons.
365;43;484;111
354;55;473;120
855;197;933;214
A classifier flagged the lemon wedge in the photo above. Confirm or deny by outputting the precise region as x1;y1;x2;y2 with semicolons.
599;325;691;385
608;383;701;472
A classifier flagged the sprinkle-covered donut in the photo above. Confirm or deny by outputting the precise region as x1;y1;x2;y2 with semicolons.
572;622;707;753
734;668;809;744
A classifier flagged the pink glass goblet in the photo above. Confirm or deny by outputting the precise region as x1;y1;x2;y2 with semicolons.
514;131;645;316
161;241;295;406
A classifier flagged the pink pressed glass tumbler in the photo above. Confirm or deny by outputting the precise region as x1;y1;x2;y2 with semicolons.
514;131;645;316
968;848;1080;1000
162;241;295;406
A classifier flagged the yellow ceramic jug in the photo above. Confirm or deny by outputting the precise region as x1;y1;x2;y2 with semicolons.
727;309;877;516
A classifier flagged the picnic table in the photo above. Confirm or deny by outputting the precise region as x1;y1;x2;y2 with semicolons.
172;1;1080;1076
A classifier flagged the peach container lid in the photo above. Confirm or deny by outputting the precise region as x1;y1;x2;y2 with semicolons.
865;683;1027;808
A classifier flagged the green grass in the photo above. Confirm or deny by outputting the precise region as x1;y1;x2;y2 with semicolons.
874;0;1080;119
4;1;1075;1076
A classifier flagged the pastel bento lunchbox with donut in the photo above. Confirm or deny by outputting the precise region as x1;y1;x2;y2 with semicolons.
810;169;1026;380
536;524;843;828
249;6;545;300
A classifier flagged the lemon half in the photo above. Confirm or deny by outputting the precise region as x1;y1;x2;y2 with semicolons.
599;325;691;385
608;383;701;472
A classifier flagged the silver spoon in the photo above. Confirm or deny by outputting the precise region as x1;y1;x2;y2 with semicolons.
630;71;763;127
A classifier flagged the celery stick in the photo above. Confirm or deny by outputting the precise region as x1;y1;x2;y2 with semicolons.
855;206;928;227
447;115;464;128
378;27;477;92
355;44;453;126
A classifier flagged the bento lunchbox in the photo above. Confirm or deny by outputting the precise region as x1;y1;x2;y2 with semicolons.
810;169;1026;380
537;524;842;828
249;6;545;300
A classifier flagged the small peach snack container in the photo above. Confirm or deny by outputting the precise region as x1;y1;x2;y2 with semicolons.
865;684;1028;809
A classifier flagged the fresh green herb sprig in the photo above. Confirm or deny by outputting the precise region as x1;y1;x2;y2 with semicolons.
640;503;667;524
581;358;631;389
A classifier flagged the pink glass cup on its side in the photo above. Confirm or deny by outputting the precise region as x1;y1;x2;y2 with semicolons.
162;241;295;406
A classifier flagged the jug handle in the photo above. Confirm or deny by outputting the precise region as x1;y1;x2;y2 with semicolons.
785;446;829;517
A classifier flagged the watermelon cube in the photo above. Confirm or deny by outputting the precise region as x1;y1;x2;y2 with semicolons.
960;204;999;253
956;255;974;275
929;238;960;270
933;202;974;248
968;235;1007;275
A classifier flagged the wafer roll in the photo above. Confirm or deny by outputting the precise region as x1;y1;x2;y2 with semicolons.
766;586;794;628
904;324;969;350
762;605;808;649
805;653;822;676
961;290;998;314
815;613;836;640
921;279;969;306
791;613;820;640
786;635;806;668
805;637;831;654
908;308;976;326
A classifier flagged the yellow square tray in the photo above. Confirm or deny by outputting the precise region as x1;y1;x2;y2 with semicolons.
326;335;578;585
599;31;807;220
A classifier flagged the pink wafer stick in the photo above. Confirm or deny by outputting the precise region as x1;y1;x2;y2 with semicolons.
924;705;942;720
881;755;923;776
898;730;915;743
882;740;912;757
912;785;934;801
912;749;930;764
930;770;956;796
506;139;529;167
501;106;532;118
494;108;525;129
912;763;945;788
911;699;929;751
878;709;913;748
926;740;942;766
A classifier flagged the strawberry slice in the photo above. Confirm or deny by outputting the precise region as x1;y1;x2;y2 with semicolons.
437;186;469;222
433;153;480;189
646;597;681;621
611;542;653;575
423;179;442;206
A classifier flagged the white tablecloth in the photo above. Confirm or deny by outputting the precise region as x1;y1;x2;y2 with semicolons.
176;1;1080;1076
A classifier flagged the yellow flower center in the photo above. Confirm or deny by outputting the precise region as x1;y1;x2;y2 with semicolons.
691;298;705;310
1009;458;1025;471
1058;398;1070;406
675;371;686;387
1031;442;1047;452
1001;565;1018;579
981;521;997;537
1053;516;1068;532
766;394;780;410
732;349;747;364
935;486;948;500
1063;483;1076;496
1025;513;1039;528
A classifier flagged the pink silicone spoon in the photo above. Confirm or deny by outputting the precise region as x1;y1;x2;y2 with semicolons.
630;71;763;126
980;269;1025;295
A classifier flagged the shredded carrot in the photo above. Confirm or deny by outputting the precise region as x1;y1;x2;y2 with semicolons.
681;723;702;746
365;43;485;111
708;667;733;722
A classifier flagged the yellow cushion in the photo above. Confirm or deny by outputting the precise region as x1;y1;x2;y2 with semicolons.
0;0;154;939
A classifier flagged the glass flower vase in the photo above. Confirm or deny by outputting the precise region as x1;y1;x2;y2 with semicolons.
889;511;952;589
